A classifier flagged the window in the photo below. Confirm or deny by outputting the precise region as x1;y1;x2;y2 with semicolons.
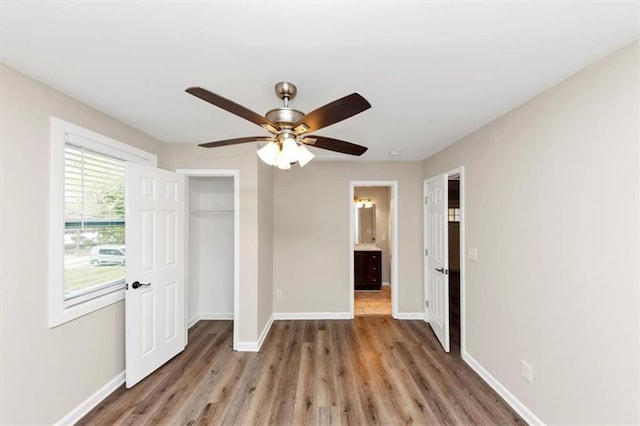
64;144;126;306
448;208;460;222
49;118;156;327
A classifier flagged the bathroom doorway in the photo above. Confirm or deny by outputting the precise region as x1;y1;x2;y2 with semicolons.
349;181;398;318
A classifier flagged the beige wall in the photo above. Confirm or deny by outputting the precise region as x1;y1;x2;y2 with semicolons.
258;163;274;331
0;64;164;424
3;38;637;424
422;42;639;423
355;186;391;283
161;143;265;342
273;162;423;314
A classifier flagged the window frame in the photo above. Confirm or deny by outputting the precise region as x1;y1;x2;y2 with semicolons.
49;117;156;328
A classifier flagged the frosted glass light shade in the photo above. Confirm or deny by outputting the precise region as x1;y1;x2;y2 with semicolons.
257;142;279;166
275;152;291;170
281;138;300;163
298;144;315;167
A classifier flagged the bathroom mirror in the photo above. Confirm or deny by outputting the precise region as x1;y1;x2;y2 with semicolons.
356;204;376;244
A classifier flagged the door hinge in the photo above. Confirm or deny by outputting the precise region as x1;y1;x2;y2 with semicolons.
425;249;428;256
424;196;428;205
425;300;429;308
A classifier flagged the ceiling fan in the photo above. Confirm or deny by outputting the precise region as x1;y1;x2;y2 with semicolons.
185;82;371;169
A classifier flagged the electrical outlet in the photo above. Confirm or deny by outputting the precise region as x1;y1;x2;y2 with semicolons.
467;247;478;262
521;360;533;383
276;290;282;299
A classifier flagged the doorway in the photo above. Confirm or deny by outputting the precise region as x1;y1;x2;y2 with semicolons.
178;169;240;350
448;175;461;354
349;181;399;318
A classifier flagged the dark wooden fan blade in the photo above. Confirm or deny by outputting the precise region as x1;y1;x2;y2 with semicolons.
293;93;371;133
186;87;278;131
303;135;368;156
199;136;273;148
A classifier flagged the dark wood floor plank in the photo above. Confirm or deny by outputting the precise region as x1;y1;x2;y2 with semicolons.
216;348;266;425
81;318;523;425
267;320;304;424
353;317;413;425
237;320;292;426
146;327;233;424
168;325;237;423
331;321;368;425
404;320;521;425
292;341;318;425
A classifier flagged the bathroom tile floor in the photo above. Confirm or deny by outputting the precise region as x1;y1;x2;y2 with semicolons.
355;286;391;316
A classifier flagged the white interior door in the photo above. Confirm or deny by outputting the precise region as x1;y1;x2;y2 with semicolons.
125;163;186;388
425;174;450;352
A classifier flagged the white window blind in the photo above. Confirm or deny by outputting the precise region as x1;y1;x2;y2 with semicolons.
64;143;126;305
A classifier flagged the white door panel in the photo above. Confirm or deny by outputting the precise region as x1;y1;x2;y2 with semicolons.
126;163;186;388
425;174;450;352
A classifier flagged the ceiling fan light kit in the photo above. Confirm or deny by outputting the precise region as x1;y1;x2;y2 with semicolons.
186;81;371;169
256;133;316;170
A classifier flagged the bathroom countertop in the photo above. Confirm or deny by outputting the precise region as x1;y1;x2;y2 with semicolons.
354;244;382;251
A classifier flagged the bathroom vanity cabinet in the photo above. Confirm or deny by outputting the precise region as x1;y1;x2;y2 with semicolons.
354;249;382;290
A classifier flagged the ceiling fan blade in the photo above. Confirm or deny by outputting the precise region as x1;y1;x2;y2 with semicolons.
186;87;278;132
293;93;371;134
199;136;273;148
302;135;368;156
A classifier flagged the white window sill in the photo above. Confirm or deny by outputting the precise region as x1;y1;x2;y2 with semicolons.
50;289;125;328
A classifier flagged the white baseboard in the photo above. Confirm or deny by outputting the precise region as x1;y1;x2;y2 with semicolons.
188;315;200;329
55;371;125;425
200;313;234;320
234;341;259;351
235;314;274;352
189;313;234;329
256;314;274;349
273;312;352;320
394;312;425;320
463;352;544;426
382;281;391;287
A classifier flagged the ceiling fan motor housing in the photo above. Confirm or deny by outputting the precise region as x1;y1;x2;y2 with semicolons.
265;107;304;127
267;82;304;127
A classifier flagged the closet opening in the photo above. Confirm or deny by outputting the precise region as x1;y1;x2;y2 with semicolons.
180;169;240;350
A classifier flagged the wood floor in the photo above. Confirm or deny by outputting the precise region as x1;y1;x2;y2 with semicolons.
354;286;391;316
80;319;523;425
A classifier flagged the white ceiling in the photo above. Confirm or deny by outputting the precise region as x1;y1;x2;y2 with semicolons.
1;1;638;161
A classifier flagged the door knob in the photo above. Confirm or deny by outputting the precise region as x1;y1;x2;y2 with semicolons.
435;268;448;275
129;281;151;289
